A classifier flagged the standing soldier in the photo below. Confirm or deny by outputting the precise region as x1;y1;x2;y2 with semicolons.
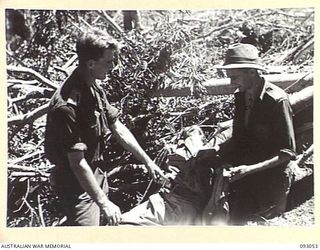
45;30;166;226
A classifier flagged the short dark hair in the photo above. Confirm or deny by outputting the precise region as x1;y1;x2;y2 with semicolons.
76;29;118;64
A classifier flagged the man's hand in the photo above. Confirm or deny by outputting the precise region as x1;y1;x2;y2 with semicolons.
100;200;122;226
110;120;168;185
146;161;168;184
68;151;121;226
223;165;251;183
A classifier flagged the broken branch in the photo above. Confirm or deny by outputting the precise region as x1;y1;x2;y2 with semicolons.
98;10;124;34
8;103;49;127
7;66;58;89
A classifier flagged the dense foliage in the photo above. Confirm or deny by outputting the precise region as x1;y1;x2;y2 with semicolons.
6;9;314;226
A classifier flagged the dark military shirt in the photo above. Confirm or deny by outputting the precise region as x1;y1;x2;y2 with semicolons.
45;68;119;194
230;79;296;165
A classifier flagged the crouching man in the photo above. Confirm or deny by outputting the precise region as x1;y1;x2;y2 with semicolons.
215;43;297;224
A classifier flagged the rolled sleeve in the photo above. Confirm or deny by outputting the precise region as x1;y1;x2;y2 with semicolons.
279;149;296;160
274;99;297;160
70;142;88;152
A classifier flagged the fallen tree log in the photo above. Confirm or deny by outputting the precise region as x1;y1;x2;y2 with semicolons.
155;72;313;97
289;85;313;114
9;172;50;178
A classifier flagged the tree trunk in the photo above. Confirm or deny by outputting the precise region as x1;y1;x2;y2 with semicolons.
155;72;313;97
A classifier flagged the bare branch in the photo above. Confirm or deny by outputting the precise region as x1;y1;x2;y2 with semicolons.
7;79;38;87
8;103;49;127
8;165;38;172
9;88;53;106
13;179;30;213
37;195;46;227
9;150;44;165
78;16;95;30
63;54;78;69
6;50;28;67
274;35;314;64
112;10;122;21
98;10;124;34
7;65;59;89
9;172;50;178
9;83;53;93
296;144;314;167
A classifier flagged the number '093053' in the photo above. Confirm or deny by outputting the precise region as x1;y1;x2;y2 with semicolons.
300;244;318;248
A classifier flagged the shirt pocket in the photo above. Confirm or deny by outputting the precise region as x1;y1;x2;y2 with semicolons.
82;111;101;145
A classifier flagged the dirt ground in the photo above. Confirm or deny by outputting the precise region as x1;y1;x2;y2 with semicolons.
266;197;314;226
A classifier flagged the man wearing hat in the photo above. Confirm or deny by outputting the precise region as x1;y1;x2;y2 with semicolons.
216;43;296;224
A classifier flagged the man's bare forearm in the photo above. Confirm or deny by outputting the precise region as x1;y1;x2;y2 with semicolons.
68;151;121;225
110;119;153;165
226;153;292;183
247;153;291;175
67;151;109;208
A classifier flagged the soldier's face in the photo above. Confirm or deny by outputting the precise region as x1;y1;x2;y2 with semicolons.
226;69;254;92
90;49;115;80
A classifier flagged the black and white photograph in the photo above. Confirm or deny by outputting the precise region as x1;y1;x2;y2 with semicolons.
5;6;314;231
